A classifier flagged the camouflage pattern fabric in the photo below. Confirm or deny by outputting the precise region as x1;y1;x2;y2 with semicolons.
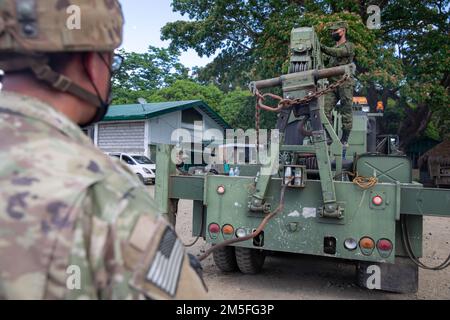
321;41;356;133
0;0;123;54
324;80;355;133
0;91;207;300
327;21;349;31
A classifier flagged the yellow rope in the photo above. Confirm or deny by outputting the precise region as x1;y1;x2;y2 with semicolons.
353;175;378;189
345;171;378;189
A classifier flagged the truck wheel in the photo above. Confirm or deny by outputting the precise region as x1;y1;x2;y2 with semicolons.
213;246;239;272
235;247;266;274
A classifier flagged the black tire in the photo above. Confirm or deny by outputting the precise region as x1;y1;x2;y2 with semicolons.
137;174;145;184
213;246;239;272
235;247;266;274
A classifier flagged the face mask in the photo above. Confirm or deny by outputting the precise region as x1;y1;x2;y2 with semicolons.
87;85;112;126
332;32;342;42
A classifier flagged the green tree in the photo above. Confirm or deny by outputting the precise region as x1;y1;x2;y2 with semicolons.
112;46;189;104
162;0;449;149
147;79;225;111
218;89;277;129
381;0;449;147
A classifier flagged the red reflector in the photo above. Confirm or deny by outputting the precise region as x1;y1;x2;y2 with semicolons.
377;239;393;251
372;195;383;206
209;223;220;234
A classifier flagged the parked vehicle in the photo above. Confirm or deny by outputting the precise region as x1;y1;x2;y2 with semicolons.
108;153;156;185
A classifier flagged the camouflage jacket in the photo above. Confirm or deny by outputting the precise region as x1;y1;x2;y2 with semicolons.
321;41;355;83
0;92;207;300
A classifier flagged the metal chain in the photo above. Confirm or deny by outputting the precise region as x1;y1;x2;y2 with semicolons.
253;74;350;147
256;97;260;152
254;74;350;113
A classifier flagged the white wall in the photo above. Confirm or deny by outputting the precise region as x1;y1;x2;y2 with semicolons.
149;111;182;145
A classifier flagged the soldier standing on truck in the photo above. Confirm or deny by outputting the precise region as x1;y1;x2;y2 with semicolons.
0;0;206;300
321;21;356;146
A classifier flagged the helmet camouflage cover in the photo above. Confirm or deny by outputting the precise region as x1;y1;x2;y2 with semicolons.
327;21;348;31
0;0;124;71
0;0;124;122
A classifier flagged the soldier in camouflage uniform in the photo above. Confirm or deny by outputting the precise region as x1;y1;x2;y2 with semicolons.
0;0;207;300
321;21;355;144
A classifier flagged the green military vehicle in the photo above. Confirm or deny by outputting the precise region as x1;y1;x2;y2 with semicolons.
153;27;450;293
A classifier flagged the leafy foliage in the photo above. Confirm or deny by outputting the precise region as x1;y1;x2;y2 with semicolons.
147;79;224;111
161;0;449;148
112;46;189;104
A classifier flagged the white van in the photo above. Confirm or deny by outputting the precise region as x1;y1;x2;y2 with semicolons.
108;153;156;185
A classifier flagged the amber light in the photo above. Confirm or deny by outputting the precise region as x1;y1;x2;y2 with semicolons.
376;101;384;113
360;237;375;249
222;224;234;235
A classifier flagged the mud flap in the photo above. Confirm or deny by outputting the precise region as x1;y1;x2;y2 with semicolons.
357;257;418;294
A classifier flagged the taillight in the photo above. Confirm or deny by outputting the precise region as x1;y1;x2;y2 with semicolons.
377;239;393;258
359;237;375;255
222;224;234;240
208;223;220;239
222;224;234;235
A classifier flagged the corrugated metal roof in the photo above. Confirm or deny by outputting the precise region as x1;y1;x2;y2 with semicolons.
103;100;231;129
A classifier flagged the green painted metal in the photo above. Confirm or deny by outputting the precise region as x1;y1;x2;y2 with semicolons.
395;216;423;258
357;155;412;183
249;150;281;212
204;176;397;263
400;187;450;216
192;200;205;237
280;145;315;153
155;144;177;221
322;101;343;176
312;129;337;207
170;175;204;201
347;113;368;156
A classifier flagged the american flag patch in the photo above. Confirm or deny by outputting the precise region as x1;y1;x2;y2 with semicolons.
146;227;184;296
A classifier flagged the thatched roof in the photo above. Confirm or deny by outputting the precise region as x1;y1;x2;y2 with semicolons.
419;140;450;167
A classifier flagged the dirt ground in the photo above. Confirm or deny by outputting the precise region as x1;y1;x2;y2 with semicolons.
148;186;450;300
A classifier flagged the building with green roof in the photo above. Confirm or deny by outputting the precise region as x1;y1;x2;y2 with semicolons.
84;100;230;159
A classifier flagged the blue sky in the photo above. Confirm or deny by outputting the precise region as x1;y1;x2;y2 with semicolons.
120;0;214;69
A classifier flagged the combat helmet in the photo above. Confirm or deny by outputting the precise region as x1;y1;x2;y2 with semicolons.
327;21;349;31
0;0;124;121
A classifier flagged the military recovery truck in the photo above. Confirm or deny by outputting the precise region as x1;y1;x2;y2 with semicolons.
154;27;450;293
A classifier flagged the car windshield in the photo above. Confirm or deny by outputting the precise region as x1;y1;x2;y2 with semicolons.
132;156;154;165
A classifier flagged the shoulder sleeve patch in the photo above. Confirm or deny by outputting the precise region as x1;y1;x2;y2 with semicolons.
145;227;184;297
127;218;188;299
